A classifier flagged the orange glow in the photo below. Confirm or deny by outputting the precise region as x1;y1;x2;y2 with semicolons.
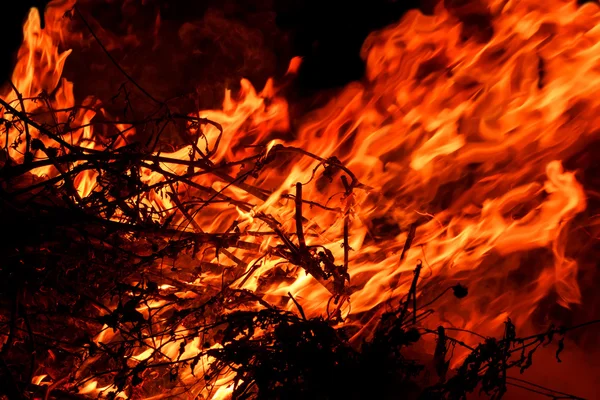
2;0;599;397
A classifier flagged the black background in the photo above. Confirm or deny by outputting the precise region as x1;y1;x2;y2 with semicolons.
0;0;434;94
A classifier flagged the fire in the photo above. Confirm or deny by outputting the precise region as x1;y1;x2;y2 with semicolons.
1;0;598;397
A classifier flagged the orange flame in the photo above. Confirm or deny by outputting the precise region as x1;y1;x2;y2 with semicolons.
3;0;599;397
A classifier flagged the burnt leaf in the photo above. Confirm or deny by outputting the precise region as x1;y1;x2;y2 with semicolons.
178;340;186;360
452;283;468;298
120;308;145;324
520;349;535;374
169;368;179;382
98;313;119;329
556;337;565;363
131;363;146;386
504;318;516;342
146;280;158;292
434;326;449;381
30;138;44;150
405;327;421;343
190;353;201;376
322;156;342;182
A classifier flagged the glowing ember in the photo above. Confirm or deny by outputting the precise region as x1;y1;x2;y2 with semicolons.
1;0;599;398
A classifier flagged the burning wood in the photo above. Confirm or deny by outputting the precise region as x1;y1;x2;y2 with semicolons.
1;0;600;399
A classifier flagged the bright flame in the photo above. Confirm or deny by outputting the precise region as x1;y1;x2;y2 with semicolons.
3;0;599;397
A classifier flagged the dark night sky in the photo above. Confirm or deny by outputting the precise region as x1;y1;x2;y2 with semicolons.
0;0;432;94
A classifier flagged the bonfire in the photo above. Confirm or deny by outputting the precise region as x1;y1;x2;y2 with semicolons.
1;0;599;399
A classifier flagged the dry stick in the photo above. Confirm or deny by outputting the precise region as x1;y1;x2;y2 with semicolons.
220;249;247;269
399;223;418;262
287;292;307;320
411;261;422;325
8;80;31;162
343;216;350;272
295;182;306;251
336;217;350;318
399;260;423;325
340;175;352;273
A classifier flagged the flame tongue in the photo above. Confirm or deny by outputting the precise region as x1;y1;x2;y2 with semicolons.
1;0;598;397
272;0;592;332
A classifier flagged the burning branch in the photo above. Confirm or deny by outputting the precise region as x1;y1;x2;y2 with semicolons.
0;70;363;398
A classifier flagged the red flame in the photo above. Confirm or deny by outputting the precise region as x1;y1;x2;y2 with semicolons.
2;0;599;397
